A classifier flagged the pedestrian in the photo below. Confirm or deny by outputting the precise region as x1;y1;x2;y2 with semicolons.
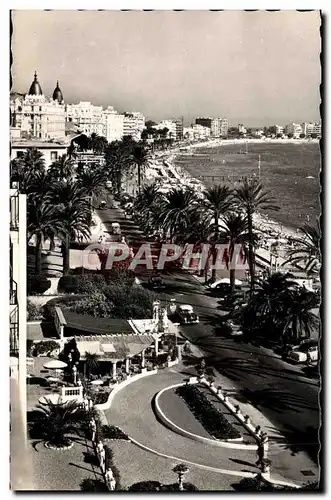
256;441;265;467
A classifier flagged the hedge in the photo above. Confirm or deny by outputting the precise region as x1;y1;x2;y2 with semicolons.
27;274;51;295
176;385;241;440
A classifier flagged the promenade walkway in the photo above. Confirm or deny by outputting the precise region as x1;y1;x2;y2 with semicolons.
103;365;314;487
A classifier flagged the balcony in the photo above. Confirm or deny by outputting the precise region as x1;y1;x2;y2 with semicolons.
10;192;19;231
10;306;19;357
10;279;17;305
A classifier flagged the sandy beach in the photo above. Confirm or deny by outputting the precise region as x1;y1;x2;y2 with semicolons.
147;139;316;243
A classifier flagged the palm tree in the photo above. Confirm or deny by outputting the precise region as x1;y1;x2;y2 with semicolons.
130;143;151;192
84;351;100;379
76;168;107;200
284;223;321;274
218;213;250;293
47;154;75;181
104;141;131;195
31;399;85;448
202;185;232;281
243;272;297;343
11;148;46;195
46;180;91;273
133;183;161;234
280;287;320;343
157;188;198;241
27;199;65;273
234;179;279;293
89;133;108;154
173;464;189;491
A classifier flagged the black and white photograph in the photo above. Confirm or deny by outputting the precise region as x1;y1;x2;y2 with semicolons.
9;8;322;492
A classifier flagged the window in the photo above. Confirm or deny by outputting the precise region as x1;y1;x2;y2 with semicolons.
50;151;58;162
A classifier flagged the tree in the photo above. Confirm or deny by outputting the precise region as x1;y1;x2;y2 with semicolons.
11;148;46;197
130;142;151;192
47;154;75;181
89;133;108;154
46;180;91;273
104;141;132;195
280;287;320;343
299;133;306;139
29;399;85;447
218;213;249;293
287;133;294;139
310;133;318;139
234;179;279;293
284;224;320;274
173;464;189;491
84;352;100;379
76;168;107;200
202;185;232;281
133;183;161;234
27;199;65;273
158;188;199;241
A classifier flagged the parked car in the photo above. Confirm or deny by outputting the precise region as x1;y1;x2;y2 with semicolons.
111;222;121;235
177;304;199;324
287;341;318;364
99;200;107;209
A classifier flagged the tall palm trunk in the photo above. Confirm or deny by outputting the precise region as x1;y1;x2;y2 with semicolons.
62;234;70;274
137;164;141;193
211;210;219;281
247;211;255;294
230;268;236;294
35;233;42;274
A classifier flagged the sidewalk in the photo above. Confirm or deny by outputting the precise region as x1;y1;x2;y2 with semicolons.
177;351;319;485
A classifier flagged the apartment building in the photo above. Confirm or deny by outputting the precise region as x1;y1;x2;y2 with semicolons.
10;186;31;489
123;112;146;141
195;117;220;137
275;125;285;136
66;101;104;136
10;139;69;168
285;122;303;138
103;106;124;143
219;118;229;137
301;121;322;137
155;120;177;139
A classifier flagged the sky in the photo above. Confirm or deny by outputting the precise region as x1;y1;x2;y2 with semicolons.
11;10;321;126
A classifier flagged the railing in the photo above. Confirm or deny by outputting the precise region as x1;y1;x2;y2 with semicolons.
10;306;19;357
10;279;17;305
10;192;19;231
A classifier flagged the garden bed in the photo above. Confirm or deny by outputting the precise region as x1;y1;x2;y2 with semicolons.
175;384;241;440
157;388;212;439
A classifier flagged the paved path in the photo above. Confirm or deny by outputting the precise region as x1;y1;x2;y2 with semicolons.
97;195;320;485
104;368;291;482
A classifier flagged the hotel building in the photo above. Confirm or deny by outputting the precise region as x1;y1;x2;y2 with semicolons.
66;101;104;136
123;112;146;141
285;123;303;138
103;106;124;143
10;72;66;140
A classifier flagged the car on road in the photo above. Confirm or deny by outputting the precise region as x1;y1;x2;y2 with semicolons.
110;222;121;235
148;274;165;289
286;341;318;364
177;304;199;324
99;200;107;209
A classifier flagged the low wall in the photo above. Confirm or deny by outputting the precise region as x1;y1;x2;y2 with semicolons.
95;369;158;411
27;295;60;307
155;383;257;450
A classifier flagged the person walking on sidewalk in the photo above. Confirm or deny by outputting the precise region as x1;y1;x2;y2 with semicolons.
256;432;268;468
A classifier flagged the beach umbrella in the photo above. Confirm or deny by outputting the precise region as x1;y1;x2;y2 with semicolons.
43;360;67;370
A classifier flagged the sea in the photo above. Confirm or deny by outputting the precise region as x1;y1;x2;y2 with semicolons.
173;142;321;231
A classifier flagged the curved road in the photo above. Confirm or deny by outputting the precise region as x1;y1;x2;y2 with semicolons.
96;195;320;469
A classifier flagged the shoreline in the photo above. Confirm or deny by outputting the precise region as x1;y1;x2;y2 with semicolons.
149;142;306;242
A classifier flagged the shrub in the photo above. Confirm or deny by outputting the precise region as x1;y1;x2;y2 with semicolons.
104;444;121;490
176;385;241;440
76;274;106;294
27;300;43;321
27;274;51;295
160;482;199;492
58;275;80;294
128;481;162;492
101;425;129;441
80;478;108;492
26;339;34;356
103;268;135;287
33;340;60;356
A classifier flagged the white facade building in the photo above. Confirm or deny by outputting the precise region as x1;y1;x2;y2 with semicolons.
103;106;124;143
123;112;145;141
10;73;65;140
66;101;104;136
219;118;229;137
10;139;69;168
301;121;322;137
285;123;303;138
275;125;285;136
155;120;177;139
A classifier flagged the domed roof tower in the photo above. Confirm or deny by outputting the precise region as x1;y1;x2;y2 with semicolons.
28;71;43;96
53;81;64;103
